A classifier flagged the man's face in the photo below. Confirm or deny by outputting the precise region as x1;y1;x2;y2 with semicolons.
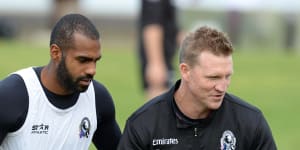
184;51;233;110
57;33;101;93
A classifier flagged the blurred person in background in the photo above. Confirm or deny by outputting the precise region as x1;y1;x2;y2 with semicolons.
226;9;242;46
49;0;79;28
282;13;297;52
0;14;121;150
0;17;17;39
138;0;182;100
277;0;298;52
117;26;277;149
225;0;261;47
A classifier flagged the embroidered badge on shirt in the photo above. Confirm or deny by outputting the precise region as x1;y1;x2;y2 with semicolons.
220;130;236;150
79;117;91;138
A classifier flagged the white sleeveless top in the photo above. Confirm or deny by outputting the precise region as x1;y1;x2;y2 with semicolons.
0;67;97;150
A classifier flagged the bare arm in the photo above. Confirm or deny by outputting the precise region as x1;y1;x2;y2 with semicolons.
143;24;168;98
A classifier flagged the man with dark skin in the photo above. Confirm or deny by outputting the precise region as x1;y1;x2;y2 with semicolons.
0;14;121;150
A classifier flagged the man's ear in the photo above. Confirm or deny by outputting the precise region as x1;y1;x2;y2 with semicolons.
50;44;62;61
179;63;190;81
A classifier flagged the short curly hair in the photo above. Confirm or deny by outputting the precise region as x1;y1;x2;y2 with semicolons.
49;14;100;51
179;26;233;67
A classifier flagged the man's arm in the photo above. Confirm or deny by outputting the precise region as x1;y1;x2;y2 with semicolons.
142;0;168;98
251;113;277;149
92;81;121;149
117;120;145;150
0;75;28;145
143;24;168;94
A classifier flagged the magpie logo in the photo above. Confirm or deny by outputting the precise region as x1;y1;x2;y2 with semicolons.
79;117;91;138
31;124;49;134
220;130;236;150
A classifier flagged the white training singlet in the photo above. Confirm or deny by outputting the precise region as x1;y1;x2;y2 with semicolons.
0;67;97;150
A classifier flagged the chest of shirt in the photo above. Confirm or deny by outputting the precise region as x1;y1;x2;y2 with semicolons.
2;97;97;150
142;110;254;150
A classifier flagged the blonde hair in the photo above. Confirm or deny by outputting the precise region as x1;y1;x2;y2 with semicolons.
179;26;233;67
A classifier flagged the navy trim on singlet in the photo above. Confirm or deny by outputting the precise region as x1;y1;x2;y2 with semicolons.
34;67;80;109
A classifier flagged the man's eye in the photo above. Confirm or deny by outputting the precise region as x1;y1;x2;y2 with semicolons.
208;76;219;80
78;58;88;63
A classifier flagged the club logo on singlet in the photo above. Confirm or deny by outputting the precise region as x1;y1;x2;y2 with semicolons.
220;130;236;150
79;117;91;138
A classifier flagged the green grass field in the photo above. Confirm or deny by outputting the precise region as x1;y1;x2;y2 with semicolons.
1;40;299;149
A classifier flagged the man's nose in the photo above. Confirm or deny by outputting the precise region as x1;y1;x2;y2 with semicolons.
86;63;96;76
215;79;230;92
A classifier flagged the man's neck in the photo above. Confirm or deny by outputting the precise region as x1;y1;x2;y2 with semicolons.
174;86;211;119
41;65;72;95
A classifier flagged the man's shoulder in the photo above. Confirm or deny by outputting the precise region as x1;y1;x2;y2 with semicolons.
224;93;262;115
0;73;28;103
92;80;115;109
0;74;25;93
128;95;170;123
0;73;29;131
92;80;109;94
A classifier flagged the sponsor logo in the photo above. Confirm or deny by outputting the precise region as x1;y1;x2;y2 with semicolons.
152;138;179;146
79;117;91;138
220;130;236;150
31;124;49;134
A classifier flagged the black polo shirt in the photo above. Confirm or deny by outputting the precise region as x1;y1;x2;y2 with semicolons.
118;80;277;150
